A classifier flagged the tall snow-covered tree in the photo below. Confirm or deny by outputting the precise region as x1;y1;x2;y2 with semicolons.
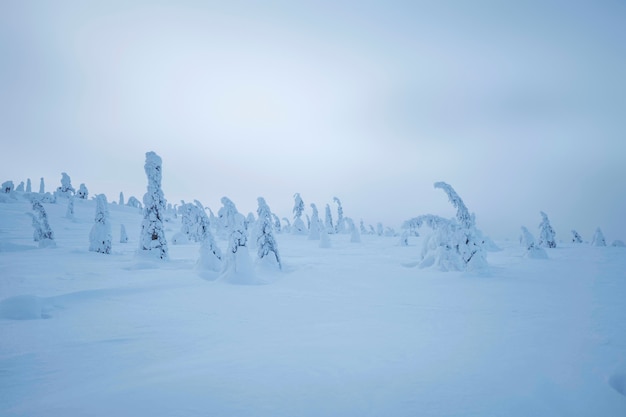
292;193;307;235
196;202;222;277
324;204;334;234
591;227;606;247
220;203;256;284
39;177;45;194
120;224;129;243
308;203;321;240
520;226;548;259
139;151;168;259
76;183;88;199
119;192;125;206
56;172;75;198
571;230;583;243
89;194;112;254
255;197;282;269
218;196;240;240
346;217;360;243
333;197;347;234
538;211;556;248
26;178;32;193
31;199;55;248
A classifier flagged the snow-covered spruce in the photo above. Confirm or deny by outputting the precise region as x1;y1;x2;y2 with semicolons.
271;213;282;234
195;202;222;278
65;196;75;219
119;192;125;206
333;197;347;234
282;217;292;234
39;177;45;194
346;217;361;243
76;184;88;199
30;199;56;248
292;193;307;235
120;224;129;243
218;197;240;240
255;197;282;270
219;202;256;284
179;202;204;243
2;181;14;193
324;204;335;234
571;230;583;243
402;182;487;271
376;223;384;236
26;178;32;193
16;182;25;192
55;172;75;198
308;203;321;240
139;151;168;260
319;220;331;248
520;226;548;259
591;227;606;247
360;219;368;235
538;211;556;248
89;194;112;254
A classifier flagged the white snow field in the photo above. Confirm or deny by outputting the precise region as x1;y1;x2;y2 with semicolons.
1;197;625;416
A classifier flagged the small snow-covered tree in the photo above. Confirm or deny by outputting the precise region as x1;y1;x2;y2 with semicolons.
139;151;168;259
180;202;205;242
271;213;282;234
120;224;129;243
538;211;556;248
31;199;55;248
520;226;548;259
26;178;32;193
39;177;45;194
308;203;321;240
376;222;384;236
282;217;291;233
196;203;222;277
369;224;376;235
89;194;112;254
76;183;88;199
119;192;125;206
333;197;347;234
591;227;606;247
346;217;360;243
255;197;282;269
65;196;75;219
2;181;14;193
16;181;25;192
360;219;368;235
324;204;334;234
292;193;307;235
127;196;142;209
56;172;75;198
220;205;256;284
571;230;583;243
218;196;240;239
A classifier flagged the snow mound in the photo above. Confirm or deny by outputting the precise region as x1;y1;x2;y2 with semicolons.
0;295;49;320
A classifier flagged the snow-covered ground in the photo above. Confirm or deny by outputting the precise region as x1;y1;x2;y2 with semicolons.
1;196;625;416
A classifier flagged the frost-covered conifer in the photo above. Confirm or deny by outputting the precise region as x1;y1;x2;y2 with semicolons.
591;227;606;247
402;182;487;271
538;211;556;248
39;177;45;194
319;220;331;248
26;212;42;242
119;192;125;206
89;194;112;254
26;179;32;193
16;182;25;192
333;197;347;234
179;202;206;242
31;199;55;248
2;181;14;193
376;222;384;236
271;213;282;234
399;230;409;246
218;196;240;239
369;225;376;235
360;219;368;235
66;196;75;219
139;151;168;259
56;172;75;198
282;217;291;234
308;203;321;240
305;214;311;231
76;183;88;199
292;193;307;235
571;230;583;244
520;226;548;259
127;196;142;209
324;204;334;234
196;203;222;277
220;205;256;284
346;218;360;243
255;197;282;269
120;224;129;243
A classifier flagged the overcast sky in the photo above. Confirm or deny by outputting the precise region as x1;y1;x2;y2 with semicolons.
2;0;625;240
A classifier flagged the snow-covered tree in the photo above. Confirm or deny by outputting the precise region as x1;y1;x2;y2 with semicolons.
30;199;55;248
15;181;25;192
308;203;321;240
571;230;583;244
292;193;307;235
119;192;125;206
360;219;368;235
538;211;556;248
65;196;75;219
402;182;487;271
399;230;409;246
520;226;548;259
346;217;360;243
89;194;112;254
333;197;347;234
139;151;168;259
127;196;142;209
120;224;129;243
319;219;331;248
179;202;206;242
26;178;32;193
196;203;222;277
255;197;282;269
220;204;256;284
271;213;282;234
56;172;75;198
376;222;384;236
39;177;45;194
2;181;14;193
218;196;240;239
282;217;291;234
76;183;88;199
324;204;334;234
591;227;606;247
369;224;376;235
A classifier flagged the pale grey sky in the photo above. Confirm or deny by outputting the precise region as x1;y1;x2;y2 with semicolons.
2;0;625;240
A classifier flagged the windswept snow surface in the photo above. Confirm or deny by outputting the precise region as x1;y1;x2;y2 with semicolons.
1;198;625;416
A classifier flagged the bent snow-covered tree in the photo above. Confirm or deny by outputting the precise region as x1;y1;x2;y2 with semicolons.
571;230;583;244
220;201;256;284
402;182;486;271
591;227;606;247
255;197;282;269
333;197;347;234
346;217;361;243
139;151;168;259
520;226;548;259
196;202;222;276
89;194;112;254
538;211;556;248
30;199;56;248
324;204;334;234
292;193;307;235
